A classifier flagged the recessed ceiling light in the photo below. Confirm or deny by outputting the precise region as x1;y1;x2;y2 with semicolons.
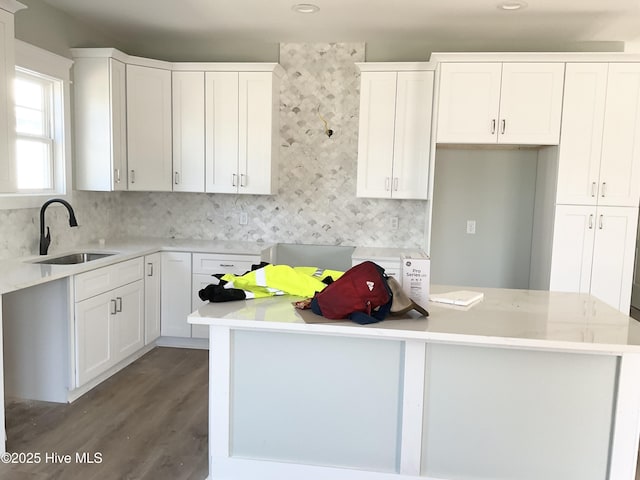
292;3;320;14
498;1;527;11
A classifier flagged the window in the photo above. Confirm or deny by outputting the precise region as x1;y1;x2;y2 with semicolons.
0;40;72;209
15;69;55;191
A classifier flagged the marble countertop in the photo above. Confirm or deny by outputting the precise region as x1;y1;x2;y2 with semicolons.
0;237;270;295
189;285;640;354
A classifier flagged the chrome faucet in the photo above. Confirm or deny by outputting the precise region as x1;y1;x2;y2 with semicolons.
39;198;78;255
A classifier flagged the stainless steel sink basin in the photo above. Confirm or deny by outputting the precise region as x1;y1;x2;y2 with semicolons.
34;252;116;265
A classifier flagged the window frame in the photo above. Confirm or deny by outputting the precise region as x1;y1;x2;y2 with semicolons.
0;40;73;210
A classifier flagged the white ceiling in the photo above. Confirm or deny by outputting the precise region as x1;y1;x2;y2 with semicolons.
39;0;640;52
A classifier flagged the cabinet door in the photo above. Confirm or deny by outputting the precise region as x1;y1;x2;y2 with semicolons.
205;71;239;194
498;63;564;145
172;71;205;192
590;206;639;313
144;253;161;344
239;72;277;195
160;252;192;337
549;205;596;294
556;63;608;206
392;71;433;200
598;63;640;207
75;290;114;386
436;63;502;144
126;64;172;191
356;71;396;198
190;254;260;339
110;59;128;191
0;8;15;192
113;280;145;360
73;57;127;191
191;273;215;339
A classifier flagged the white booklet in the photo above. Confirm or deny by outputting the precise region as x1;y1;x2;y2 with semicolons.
430;290;484;307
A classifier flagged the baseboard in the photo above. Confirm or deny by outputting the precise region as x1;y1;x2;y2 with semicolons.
155;336;209;350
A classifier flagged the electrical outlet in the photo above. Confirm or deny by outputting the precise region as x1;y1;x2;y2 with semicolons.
390;217;399;230
239;212;248;225
466;220;476;234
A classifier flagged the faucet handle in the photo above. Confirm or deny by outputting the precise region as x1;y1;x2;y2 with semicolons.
40;226;51;255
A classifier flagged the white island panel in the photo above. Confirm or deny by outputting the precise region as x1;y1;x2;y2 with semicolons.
231;330;404;472
422;343;617;480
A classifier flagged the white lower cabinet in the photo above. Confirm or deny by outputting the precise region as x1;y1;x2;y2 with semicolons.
75;259;145;387
144;253;161;344
550;205;639;313
112;281;145;361
160;251;192;338
191;273;216;339
191;253;261;339
160;251;261;340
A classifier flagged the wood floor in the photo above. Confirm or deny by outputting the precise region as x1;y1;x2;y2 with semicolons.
0;347;208;480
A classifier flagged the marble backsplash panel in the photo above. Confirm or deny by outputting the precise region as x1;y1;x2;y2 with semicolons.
113;43;428;248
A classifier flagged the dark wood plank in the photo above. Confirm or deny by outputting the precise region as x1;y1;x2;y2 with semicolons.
0;347;208;480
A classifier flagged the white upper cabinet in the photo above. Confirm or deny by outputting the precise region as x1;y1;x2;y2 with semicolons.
357;67;434;199
73;55;127;191
205;70;280;195
126;63;172;191
172;71;205;192
557;63;640;207
555;63;607;206
205;71;239;194
436;62;564;145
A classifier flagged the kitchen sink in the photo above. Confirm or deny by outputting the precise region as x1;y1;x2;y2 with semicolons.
34;252;116;265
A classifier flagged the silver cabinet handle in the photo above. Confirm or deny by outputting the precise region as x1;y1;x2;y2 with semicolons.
491;119;496;134
116;297;123;313
601;182;607;197
385;177;390;191
219;263;235;268
174;171;180;185
591;182;596;197
240;174;246;187
599;214;604;230
588;214;594;229
393;177;399;191
147;262;154;277
115;168;121;184
232;173;237;187
501;119;506;134
110;299;117;315
130;169;136;184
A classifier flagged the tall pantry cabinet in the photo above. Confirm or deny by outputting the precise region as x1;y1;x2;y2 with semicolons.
550;62;640;313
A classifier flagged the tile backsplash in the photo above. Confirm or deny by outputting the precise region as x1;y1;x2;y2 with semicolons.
0;43;428;260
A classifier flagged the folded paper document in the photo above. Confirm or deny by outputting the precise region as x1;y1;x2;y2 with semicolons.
430;290;484;307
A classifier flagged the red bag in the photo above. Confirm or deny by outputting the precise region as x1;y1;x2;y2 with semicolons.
313;261;391;320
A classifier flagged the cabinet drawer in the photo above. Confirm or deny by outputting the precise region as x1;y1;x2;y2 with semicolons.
75;257;144;302
192;253;260;275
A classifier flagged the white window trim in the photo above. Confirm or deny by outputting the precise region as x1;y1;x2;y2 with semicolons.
0;40;72;210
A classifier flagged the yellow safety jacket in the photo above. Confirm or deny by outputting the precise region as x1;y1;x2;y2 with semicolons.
221;264;343;298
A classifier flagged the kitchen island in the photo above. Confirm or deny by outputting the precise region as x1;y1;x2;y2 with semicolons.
189;286;640;480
